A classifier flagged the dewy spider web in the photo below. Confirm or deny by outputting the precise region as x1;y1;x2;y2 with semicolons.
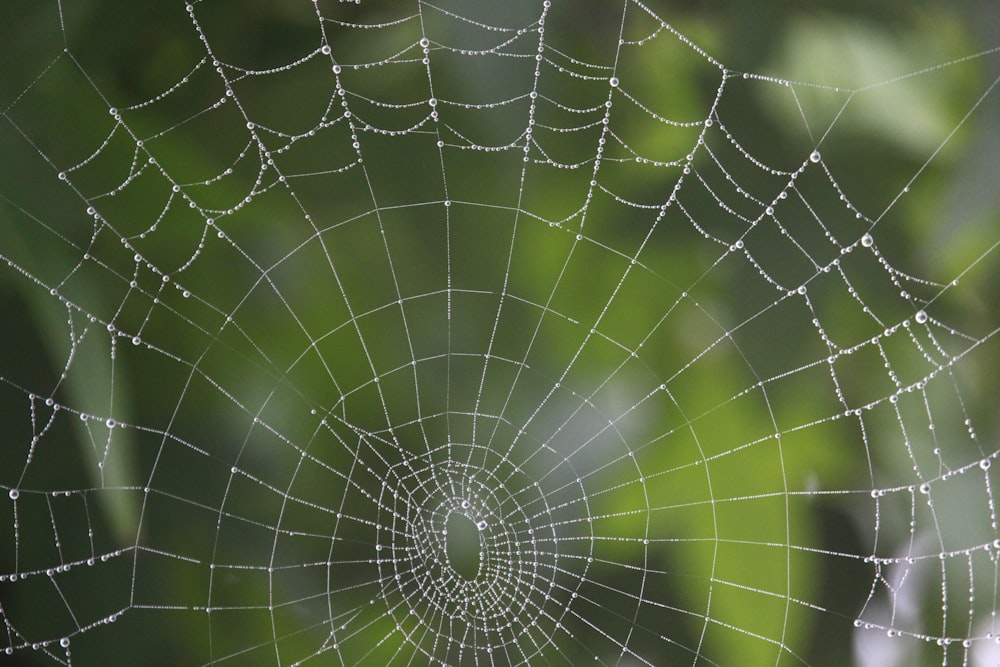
0;0;998;665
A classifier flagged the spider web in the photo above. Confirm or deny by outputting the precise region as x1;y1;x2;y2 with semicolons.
1;1;999;665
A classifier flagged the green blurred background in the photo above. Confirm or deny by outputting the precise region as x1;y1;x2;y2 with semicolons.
0;1;998;665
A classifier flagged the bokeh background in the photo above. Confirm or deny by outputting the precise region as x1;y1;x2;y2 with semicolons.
1;1;998;665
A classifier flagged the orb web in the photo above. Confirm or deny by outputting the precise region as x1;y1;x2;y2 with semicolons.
0;1;998;665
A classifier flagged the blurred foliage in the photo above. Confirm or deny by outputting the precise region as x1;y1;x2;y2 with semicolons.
0;1;997;666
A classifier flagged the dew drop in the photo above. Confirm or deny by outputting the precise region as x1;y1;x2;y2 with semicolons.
809;150;821;163
609;76;619;87
8;489;18;500
861;233;874;247
915;310;928;324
